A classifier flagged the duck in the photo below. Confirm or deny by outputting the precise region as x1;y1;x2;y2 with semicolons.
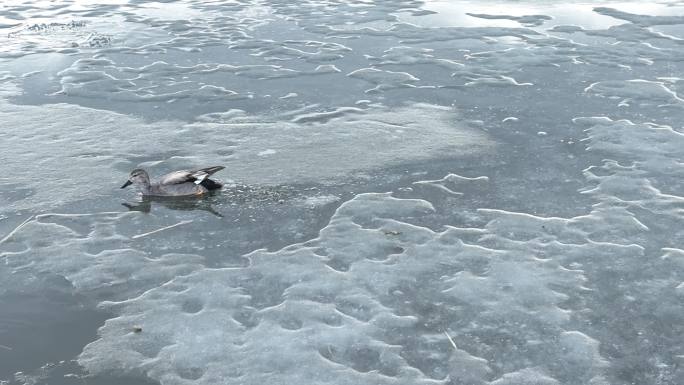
121;166;225;196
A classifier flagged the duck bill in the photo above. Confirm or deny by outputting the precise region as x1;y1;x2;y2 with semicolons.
121;180;133;189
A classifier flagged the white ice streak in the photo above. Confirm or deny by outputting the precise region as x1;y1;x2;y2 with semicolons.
131;220;194;239
54;58;342;102
466;13;553;27
585;79;684;107
413;173;489;196
347;67;421;93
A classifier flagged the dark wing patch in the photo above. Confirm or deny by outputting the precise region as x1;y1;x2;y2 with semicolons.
200;178;223;190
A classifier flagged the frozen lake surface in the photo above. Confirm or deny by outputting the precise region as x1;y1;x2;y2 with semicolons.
0;0;683;384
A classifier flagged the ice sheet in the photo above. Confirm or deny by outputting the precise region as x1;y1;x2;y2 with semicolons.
1;1;683;385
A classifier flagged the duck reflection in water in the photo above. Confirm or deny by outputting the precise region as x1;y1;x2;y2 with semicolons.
122;194;223;217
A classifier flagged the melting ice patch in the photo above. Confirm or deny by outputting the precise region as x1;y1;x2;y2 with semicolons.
2;109;682;384
585;79;684;107
1;212;206;302
0;84;492;212
593;6;684;27
2;190;609;385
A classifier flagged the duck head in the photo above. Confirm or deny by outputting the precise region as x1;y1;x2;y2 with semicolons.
121;168;150;189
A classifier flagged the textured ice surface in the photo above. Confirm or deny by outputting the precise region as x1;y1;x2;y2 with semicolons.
1;1;684;385
0;86;491;212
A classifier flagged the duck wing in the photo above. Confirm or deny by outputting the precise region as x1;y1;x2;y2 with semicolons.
159;166;225;185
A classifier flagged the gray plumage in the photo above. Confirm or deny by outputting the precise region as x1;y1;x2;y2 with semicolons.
121;166;225;196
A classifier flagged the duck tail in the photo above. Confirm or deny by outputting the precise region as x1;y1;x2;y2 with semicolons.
196;166;225;176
